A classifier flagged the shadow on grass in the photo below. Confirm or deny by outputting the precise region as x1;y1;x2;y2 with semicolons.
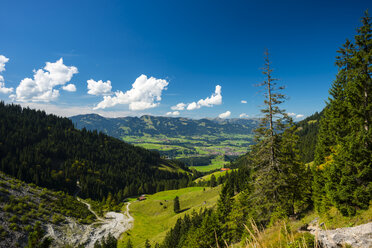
177;208;190;213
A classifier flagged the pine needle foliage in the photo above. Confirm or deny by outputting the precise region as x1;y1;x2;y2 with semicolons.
246;50;310;225
313;11;372;216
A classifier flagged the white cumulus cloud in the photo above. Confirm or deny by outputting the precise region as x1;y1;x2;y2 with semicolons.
87;79;112;96
239;113;249;118
0;55;9;72
62;84;76;92
12;58;78;102
219;110;231;118
186;85;222;111
166;111;180;116
186;101;199;110
0;55;13;94
296;114;304;118
94;74;168;111
171;102;186;111
241;100;247;104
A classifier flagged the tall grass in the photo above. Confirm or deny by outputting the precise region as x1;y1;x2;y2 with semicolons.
241;219;316;248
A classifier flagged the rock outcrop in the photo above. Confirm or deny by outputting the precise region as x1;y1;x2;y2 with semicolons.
307;220;372;248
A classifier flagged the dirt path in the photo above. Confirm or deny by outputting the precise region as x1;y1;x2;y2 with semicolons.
77;197;104;221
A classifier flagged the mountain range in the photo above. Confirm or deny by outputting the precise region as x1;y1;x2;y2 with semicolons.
70;114;260;138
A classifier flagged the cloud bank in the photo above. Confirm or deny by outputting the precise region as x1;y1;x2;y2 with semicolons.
0;55;13;94
239;113;249;118
94;74;168;111
11;58;78;102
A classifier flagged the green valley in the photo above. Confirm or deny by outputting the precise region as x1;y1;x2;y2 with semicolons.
70;115;257;171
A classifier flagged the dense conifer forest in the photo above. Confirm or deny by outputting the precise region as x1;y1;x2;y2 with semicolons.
0;102;193;202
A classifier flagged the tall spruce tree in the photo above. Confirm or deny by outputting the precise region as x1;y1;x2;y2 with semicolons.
173;196;180;213
246;50;308;224
313;11;372;216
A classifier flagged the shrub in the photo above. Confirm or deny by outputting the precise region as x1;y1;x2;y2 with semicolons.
9;215;18;223
9;223;18;231
51;214;64;224
24;225;32;232
3;203;12;212
20;215;29;224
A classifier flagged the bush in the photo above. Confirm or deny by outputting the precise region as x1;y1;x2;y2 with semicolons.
9;215;18;223
52;214;64;224
24;225;32;232
0;187;9;194
9;223;18;231
20;215;29;224
3;203;12;212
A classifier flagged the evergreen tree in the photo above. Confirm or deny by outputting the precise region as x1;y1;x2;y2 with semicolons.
145;239;151;248
209;174;217;187
245;50;309;224
313;11;372;216
125;239;133;248
173;196;180;213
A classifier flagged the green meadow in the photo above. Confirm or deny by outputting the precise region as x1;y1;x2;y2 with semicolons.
118;186;221;247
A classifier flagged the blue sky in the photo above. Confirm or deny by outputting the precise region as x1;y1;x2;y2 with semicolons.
0;0;370;119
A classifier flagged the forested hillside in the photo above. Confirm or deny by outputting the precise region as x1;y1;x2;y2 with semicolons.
313;12;372;216
296;111;323;163
0;103;192;201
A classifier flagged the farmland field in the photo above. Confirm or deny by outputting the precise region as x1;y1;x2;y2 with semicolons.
121;134;253;171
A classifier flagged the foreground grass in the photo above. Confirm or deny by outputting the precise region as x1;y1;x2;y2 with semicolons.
317;205;372;229
118;186;221;247
239;204;372;247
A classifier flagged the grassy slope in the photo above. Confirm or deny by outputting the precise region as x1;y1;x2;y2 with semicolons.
118;186;221;247
194;169;237;183
189;155;229;172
